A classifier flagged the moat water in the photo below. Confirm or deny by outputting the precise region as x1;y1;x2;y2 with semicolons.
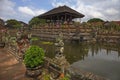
33;41;120;80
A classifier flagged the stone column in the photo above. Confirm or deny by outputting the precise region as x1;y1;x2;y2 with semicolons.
55;32;64;58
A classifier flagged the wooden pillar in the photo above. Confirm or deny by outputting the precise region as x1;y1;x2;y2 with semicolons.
50;16;52;27
68;15;70;27
51;16;53;35
69;14;73;27
64;13;67;27
57;15;60;27
46;19;48;27
65;13;66;21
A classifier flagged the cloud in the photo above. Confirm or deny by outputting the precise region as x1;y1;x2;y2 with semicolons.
18;6;46;16
17;6;46;23
52;0;71;7
51;0;120;21
0;0;119;23
0;0;16;20
0;0;46;23
18;6;35;16
106;8;119;15
35;9;47;16
22;0;31;2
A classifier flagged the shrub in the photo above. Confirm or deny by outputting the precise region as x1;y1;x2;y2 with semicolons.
24;45;45;68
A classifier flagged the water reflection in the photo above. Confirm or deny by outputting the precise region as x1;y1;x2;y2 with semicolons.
33;41;120;63
33;41;120;80
70;42;120;80
64;43;89;63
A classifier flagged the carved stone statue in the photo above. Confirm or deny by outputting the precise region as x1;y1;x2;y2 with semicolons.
16;29;22;41
55;32;64;58
53;32;70;76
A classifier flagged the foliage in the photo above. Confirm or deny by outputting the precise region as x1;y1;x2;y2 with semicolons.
87;18;104;23
109;21;120;31
104;21;120;31
24;45;45;68
0;18;4;26
81;22;89;27
6;19;22;28
29;17;46;27
43;74;51;80
60;75;70;80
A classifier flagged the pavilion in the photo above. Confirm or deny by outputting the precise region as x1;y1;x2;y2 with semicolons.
38;5;85;27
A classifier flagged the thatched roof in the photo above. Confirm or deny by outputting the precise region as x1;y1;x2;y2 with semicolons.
38;5;84;19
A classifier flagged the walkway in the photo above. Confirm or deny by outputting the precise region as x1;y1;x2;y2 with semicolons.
0;48;33;80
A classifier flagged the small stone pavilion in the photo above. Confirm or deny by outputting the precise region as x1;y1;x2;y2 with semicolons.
38;5;85;27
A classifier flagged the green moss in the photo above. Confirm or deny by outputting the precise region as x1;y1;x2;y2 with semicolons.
31;37;39;41
41;41;53;45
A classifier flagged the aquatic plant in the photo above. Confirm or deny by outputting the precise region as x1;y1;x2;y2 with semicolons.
31;37;39;41
41;41;53;45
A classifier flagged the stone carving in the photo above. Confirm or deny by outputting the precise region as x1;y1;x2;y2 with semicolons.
55;32;64;58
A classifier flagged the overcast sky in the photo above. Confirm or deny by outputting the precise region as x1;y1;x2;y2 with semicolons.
0;0;120;23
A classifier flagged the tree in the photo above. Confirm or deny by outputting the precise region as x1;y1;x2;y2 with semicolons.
87;18;104;23
109;21;120;31
6;19;22;28
0;18;4;26
29;17;46;27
